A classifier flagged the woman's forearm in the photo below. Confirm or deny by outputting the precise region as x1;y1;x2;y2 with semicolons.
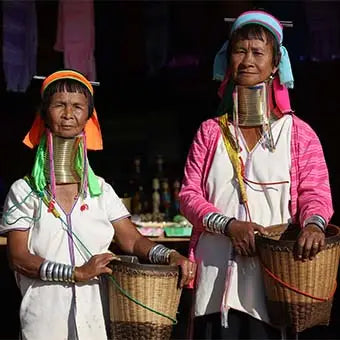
113;218;155;260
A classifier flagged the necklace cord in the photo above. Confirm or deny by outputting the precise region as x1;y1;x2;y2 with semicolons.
3;176;178;324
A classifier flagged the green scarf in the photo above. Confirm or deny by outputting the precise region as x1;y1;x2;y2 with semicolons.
31;134;102;197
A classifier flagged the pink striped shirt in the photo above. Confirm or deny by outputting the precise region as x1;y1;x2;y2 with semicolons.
179;114;333;284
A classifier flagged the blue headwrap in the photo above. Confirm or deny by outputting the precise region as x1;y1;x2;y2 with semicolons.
213;10;294;89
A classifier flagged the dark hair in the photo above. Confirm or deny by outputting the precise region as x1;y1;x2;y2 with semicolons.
229;24;281;67
40;79;94;120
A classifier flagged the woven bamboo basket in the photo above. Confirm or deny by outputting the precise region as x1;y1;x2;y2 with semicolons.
255;224;340;333
107;255;182;340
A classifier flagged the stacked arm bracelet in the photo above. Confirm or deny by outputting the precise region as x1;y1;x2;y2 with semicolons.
303;215;326;232
203;212;235;235
148;244;176;265
40;260;75;283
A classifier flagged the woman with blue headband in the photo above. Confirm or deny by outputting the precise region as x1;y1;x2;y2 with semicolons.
179;10;333;339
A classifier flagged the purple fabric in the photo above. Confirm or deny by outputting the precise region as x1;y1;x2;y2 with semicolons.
66;214;76;266
2;1;37;92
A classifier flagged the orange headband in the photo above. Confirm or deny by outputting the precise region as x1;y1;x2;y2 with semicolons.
23;70;103;150
41;70;94;96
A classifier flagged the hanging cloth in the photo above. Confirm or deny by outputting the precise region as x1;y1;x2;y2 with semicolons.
54;0;96;81
2;0;37;92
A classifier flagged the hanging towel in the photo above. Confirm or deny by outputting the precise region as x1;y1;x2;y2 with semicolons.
2;0;37;92
54;0;96;81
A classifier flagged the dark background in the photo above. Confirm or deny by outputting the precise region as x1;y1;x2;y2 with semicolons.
1;1;340;339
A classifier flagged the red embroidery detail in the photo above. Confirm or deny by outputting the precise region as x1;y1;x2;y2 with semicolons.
80;204;89;212
48;201;55;213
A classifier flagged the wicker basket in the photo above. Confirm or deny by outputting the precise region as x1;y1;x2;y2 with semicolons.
255;224;340;332
107;255;182;340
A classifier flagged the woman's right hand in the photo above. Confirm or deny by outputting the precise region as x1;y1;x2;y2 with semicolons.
226;220;267;256
74;253;114;282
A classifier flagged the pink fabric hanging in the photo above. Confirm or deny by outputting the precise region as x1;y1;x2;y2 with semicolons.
54;0;96;81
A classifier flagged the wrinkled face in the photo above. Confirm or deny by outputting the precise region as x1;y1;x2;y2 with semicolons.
230;35;277;86
46;92;89;138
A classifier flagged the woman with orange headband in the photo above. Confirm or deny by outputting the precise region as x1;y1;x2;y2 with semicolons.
1;70;196;340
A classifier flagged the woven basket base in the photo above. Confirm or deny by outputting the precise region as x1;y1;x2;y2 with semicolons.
111;321;173;340
267;299;332;332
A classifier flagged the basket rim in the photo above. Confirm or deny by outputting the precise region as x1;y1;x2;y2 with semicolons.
109;255;179;273
255;223;340;249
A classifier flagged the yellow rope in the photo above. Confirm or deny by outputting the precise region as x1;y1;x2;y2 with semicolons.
219;114;248;203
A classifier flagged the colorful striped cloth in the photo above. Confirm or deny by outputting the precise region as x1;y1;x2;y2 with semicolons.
179;114;333;287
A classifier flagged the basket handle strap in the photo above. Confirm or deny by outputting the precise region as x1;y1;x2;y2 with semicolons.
261;262;337;302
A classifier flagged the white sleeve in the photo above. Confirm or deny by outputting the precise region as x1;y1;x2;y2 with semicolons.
102;181;130;222
1;179;38;234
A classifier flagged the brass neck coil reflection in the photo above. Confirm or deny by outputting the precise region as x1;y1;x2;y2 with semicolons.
237;84;267;127
45;135;81;184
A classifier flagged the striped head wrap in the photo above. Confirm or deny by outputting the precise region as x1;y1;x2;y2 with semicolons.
232;10;283;43
213;10;294;90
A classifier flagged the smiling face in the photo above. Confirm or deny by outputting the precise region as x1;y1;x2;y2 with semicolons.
230;34;277;87
46;91;89;138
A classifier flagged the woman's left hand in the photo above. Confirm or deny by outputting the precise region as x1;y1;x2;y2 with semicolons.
295;224;325;261
169;251;197;288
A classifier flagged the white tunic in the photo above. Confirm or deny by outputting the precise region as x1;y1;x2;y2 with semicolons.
194;115;292;324
1;177;129;340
